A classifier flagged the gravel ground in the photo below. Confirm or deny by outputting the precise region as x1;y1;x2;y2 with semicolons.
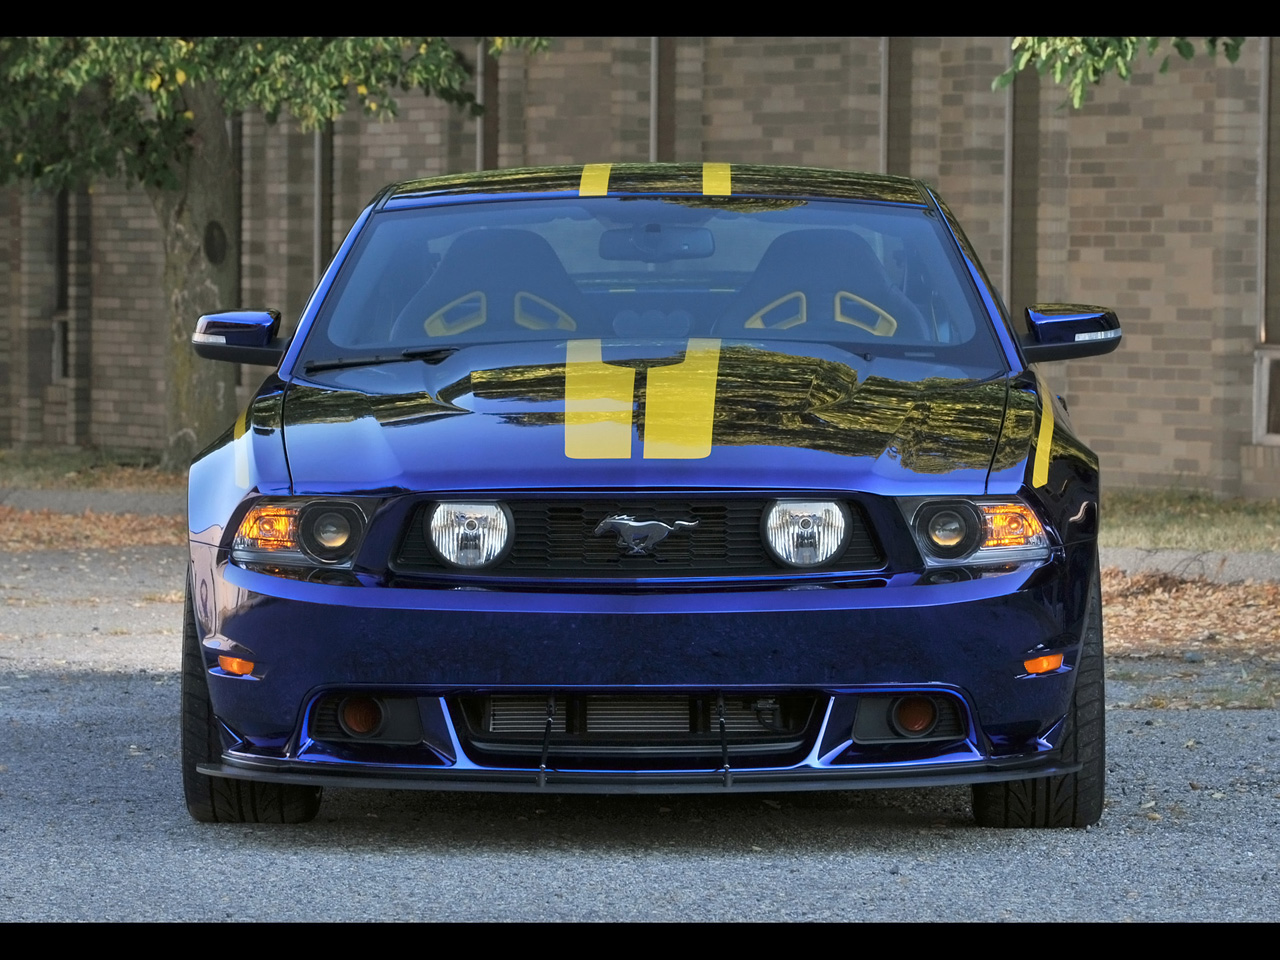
1;545;1278;921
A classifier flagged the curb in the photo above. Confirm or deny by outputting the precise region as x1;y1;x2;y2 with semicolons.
1098;547;1280;585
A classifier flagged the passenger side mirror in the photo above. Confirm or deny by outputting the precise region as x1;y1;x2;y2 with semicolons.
192;310;289;366
1020;304;1121;363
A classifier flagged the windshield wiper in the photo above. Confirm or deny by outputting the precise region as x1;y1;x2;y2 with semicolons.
303;347;458;374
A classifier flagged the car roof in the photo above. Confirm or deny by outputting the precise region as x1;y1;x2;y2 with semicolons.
380;163;933;210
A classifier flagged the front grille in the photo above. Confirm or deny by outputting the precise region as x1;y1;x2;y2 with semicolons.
478;695;791;735
394;498;882;578
454;693;819;764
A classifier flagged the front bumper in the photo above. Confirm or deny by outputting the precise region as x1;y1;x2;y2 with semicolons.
188;540;1096;791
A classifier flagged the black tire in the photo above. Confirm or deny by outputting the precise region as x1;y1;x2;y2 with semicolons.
972;559;1105;828
182;580;322;823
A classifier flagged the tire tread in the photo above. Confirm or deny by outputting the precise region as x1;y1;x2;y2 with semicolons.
181;581;321;824
972;558;1105;828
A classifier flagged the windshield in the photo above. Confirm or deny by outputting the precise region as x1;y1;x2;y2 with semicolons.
298;196;1007;376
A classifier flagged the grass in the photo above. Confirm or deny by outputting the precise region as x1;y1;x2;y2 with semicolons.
1101;488;1280;553
0;447;184;492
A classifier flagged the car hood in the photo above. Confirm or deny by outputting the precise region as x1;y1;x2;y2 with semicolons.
281;339;1012;497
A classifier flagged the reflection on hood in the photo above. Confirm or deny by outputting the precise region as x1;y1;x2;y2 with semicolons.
283;341;1013;491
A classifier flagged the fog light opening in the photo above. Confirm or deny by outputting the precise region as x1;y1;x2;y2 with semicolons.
891;696;938;738
338;696;385;738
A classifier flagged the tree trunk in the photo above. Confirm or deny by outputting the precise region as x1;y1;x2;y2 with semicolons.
148;84;240;470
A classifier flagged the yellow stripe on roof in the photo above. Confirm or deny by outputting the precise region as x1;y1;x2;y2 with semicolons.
1032;380;1055;488
702;163;731;196
579;163;612;197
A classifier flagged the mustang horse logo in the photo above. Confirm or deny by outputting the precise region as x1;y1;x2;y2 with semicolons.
593;515;699;556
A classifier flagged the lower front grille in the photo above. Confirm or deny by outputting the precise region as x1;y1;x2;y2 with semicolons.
482;695;793;735
454;693;820;765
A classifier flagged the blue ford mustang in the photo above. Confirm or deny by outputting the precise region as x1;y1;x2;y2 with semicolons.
183;163;1121;826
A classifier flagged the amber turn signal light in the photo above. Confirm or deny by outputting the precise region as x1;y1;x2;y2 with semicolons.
1023;654;1064;674
218;655;256;676
981;503;1047;549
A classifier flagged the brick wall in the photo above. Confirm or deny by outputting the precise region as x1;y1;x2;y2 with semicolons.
2;37;1276;497
699;37;881;170
86;180;167;451
1050;52;1264;495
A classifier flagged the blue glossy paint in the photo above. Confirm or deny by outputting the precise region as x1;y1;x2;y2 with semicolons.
187;165;1109;798
194;310;279;345
279;340;1008;499
1025;305;1121;345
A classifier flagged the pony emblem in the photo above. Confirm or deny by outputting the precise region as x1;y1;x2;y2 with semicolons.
593;515;699;556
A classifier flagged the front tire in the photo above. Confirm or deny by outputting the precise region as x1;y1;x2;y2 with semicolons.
972;559;1105;828
181;580;322;823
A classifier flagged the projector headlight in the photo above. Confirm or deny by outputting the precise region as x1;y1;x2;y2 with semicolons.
899;497;1050;567
298;503;365;565
428;502;513;569
231;499;369;569
762;500;851;568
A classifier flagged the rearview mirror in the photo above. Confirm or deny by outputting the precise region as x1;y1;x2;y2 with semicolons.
599;224;714;262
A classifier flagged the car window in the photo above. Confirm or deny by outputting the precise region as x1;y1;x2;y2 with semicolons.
300;197;1007;375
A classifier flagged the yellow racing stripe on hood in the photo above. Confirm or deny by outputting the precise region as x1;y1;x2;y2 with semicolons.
702;163;731;196
1032;379;1055;488
564;339;635;458
579;163;612;197
643;339;721;459
233;405;250;488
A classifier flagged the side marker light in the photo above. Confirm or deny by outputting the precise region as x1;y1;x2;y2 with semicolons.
218;656;255;676
1024;654;1064;675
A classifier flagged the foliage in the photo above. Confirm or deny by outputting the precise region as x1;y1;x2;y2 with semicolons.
0;37;547;467
994;37;1246;107
0;37;548;191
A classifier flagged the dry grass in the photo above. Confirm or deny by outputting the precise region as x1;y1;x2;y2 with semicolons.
1101;488;1280;553
1102;567;1280;662
0;448;183;492
0;506;185;551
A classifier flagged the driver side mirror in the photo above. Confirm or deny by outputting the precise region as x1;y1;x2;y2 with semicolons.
192;310;289;366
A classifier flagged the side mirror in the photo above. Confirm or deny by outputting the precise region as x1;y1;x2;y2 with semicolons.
1020;304;1121;363
192;310;288;366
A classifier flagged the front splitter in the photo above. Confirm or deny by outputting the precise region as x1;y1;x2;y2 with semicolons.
200;755;1079;795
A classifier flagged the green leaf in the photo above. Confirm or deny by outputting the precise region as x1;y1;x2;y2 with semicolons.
1000;36;1247;110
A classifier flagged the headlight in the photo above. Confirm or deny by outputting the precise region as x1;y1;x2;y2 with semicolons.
298;503;365;565
427;502;513;569
913;502;982;560
232;499;369;569
763;500;850;567
899;498;1050;566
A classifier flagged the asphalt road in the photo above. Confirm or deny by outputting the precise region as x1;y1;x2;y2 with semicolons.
1;546;1277;921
